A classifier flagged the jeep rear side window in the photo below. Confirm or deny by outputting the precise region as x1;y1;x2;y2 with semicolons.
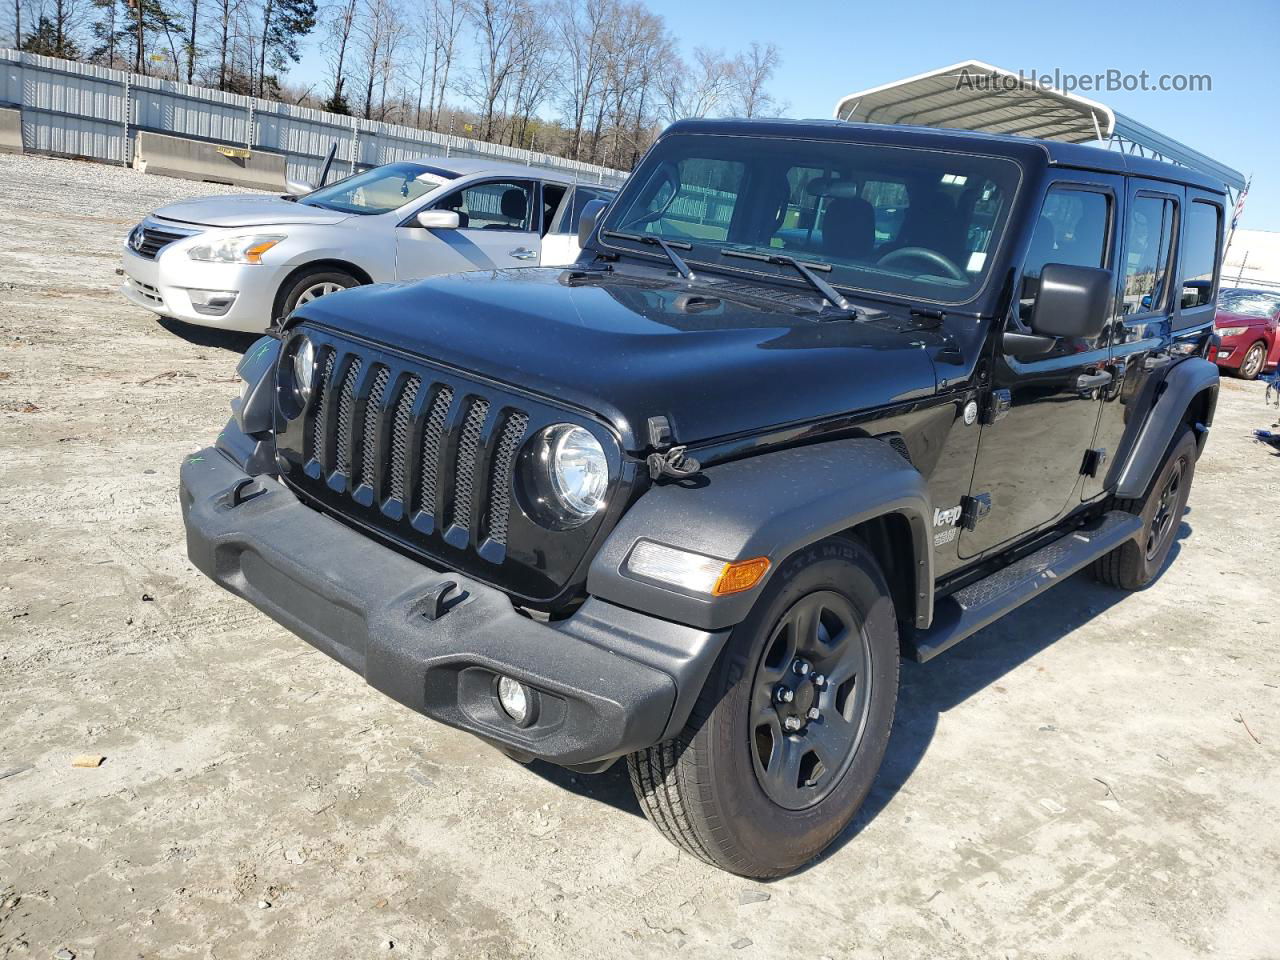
1019;186;1110;321
1123;195;1177;315
1180;200;1221;309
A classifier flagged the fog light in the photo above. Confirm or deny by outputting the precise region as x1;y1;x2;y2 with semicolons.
497;675;534;726
187;288;239;316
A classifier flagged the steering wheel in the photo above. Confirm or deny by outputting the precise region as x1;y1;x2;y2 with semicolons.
876;246;966;282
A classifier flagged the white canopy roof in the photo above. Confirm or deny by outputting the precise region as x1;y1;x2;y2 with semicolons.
834;60;1245;193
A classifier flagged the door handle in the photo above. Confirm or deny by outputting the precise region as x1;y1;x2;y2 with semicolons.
1076;370;1113;394
509;247;537;260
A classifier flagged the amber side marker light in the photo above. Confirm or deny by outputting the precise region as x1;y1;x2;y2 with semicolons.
713;557;771;596
624;541;771;597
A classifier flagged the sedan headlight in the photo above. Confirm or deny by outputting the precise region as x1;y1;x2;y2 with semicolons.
187;234;285;264
1215;325;1249;337
290;335;316;406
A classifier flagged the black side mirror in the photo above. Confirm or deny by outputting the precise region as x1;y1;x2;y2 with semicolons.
1030;263;1113;339
577;198;609;248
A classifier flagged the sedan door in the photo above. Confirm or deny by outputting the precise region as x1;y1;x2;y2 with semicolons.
539;184;615;266
395;179;541;280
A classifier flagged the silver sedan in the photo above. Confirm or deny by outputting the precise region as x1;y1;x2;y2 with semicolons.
119;158;617;333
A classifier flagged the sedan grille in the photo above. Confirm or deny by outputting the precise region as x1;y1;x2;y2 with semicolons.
134;225;192;259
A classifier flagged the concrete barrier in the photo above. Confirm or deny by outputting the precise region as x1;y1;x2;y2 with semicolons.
0;107;22;154
132;131;286;190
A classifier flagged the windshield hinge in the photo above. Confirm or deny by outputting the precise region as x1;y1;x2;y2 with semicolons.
645;415;702;481
910;308;945;329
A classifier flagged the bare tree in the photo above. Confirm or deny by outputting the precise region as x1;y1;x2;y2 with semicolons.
406;0;461;127
320;0;358;112
728;41;780;118
464;0;527;141
553;0;612;160
499;0;554;146
658;46;733;122
353;0;398;119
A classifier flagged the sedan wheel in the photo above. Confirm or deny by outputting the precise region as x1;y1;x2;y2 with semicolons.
296;281;347;305
1239;342;1267;380
276;268;361;326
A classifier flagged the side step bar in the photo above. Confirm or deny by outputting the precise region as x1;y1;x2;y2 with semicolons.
908;510;1143;663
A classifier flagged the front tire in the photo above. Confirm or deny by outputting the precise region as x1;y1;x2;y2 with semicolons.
627;537;899;878
275;267;360;323
1092;426;1197;590
1237;341;1267;380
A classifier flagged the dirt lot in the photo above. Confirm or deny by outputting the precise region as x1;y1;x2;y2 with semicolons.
0;152;1278;960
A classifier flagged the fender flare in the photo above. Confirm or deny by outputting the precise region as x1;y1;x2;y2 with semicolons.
587;438;934;632
1113;357;1218;499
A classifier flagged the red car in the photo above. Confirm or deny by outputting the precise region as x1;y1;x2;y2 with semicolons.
1214;288;1280;379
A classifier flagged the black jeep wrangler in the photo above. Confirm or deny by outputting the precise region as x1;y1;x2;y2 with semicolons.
181;118;1223;877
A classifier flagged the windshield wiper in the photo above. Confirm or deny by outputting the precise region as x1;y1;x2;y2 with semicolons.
602;230;695;280
720;249;854;315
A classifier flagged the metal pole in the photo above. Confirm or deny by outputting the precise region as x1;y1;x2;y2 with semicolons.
246;101;254;150
121;73;131;166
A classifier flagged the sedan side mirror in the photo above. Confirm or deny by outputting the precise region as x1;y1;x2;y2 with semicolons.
285;179;315;197
577;198;609;248
1030;263;1113;339
416;209;460;230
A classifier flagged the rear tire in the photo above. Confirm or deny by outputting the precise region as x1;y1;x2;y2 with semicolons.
627;537;899;878
275;267;360;324
1092;426;1197;590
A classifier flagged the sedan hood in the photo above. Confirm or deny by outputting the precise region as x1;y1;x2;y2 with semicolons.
152;194;352;228
293;268;940;451
1215;311;1266;327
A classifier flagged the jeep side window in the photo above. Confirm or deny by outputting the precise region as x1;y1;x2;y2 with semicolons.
1019;186;1110;322
1122;195;1177;315
1179;200;1222;309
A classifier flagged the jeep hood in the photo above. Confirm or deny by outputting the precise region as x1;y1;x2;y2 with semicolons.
152;194;352;228
293;268;940;451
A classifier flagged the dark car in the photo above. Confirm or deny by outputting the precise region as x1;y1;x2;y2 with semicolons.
181;118;1224;878
1213;288;1280;379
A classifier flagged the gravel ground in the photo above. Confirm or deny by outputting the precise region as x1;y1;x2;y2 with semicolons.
1;152;1278;960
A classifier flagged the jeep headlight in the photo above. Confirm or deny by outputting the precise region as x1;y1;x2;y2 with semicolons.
523;423;608;527
187;234;285;264
290;334;316;405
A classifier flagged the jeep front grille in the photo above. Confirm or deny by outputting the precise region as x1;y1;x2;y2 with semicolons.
300;344;532;557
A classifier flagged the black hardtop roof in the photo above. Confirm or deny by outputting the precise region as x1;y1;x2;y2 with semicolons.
664;117;1228;195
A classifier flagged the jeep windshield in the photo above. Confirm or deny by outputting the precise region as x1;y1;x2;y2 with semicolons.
300;162;454;215
599;133;1022;305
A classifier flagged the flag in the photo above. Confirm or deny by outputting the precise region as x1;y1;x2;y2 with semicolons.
1231;177;1251;231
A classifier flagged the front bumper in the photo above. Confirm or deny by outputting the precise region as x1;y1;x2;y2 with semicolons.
180;446;726;767
120;246;280;333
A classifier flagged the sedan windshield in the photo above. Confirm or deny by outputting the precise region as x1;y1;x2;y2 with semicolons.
301;162;453;215
599;133;1022;304
1218;290;1280;318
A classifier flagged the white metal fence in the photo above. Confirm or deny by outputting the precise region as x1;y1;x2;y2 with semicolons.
0;50;628;187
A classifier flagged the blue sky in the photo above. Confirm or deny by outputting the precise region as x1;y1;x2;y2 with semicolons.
295;0;1279;229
